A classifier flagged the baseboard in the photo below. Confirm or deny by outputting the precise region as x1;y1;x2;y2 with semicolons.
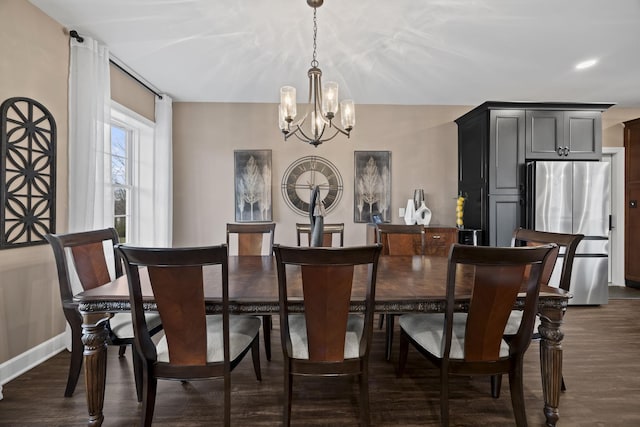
0;333;66;400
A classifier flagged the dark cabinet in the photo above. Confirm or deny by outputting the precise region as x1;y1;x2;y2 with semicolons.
456;101;612;247
456;105;524;246
526;110;602;160
624;117;640;288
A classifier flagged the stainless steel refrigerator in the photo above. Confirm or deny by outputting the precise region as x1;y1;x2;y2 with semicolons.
525;161;610;305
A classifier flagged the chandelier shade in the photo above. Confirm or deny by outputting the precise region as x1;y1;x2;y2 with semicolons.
278;0;355;147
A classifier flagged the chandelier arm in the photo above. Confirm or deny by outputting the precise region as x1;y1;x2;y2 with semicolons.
292;123;320;144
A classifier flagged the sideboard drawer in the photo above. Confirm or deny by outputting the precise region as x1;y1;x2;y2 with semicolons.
424;227;457;256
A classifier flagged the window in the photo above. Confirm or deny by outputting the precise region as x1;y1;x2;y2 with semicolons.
110;102;154;245
111;124;132;242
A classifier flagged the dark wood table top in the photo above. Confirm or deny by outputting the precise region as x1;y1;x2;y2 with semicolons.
75;255;568;314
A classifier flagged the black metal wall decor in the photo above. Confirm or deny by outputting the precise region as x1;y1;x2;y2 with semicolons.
0;97;56;249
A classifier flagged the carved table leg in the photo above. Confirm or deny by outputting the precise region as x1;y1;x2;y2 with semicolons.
538;303;566;427
81;312;111;427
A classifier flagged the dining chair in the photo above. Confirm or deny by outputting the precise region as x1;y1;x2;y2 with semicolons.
376;223;425;256
226;222;275;361
397;243;557;427
295;222;345;247
272;244;382;427
226;222;275;256
45;228;163;399
491;227;584;397
115;244;262;427
375;223;426;360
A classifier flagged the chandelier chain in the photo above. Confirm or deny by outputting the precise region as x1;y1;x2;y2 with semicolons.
311;8;319;68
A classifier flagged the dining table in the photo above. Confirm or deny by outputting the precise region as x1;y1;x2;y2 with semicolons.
75;254;569;427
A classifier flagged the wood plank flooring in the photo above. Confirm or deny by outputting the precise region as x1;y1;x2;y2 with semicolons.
2;300;640;426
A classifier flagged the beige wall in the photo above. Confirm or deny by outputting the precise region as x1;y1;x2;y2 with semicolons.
0;0;69;363
173;103;469;247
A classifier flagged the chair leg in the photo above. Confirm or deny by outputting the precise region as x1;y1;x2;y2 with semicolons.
224;372;231;427
440;368;449;427
508;362;528;427
118;345;126;357
65;322;84;397
397;329;409;377
141;374;157;427
283;361;293;427
491;374;502;398
132;346;144;403
359;367;371;427
561;375;567;392
378;314;384;329
262;315;272;361
385;314;395;361
250;334;262;381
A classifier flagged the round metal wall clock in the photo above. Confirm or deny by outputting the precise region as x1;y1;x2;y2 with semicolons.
281;156;343;216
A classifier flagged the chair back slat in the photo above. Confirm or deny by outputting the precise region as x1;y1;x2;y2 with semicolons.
512;228;584;292
522;240;559;286
376;224;425;255
238;233;264;256
465;265;525;361
71;242;111;291
296;223;345;247
148;265;207;365
301;265;354;362
227;223;276;256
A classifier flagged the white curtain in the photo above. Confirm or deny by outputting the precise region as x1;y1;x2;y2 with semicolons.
151;95;173;246
68;36;112;232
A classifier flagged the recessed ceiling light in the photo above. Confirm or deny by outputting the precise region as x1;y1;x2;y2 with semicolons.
575;59;598;70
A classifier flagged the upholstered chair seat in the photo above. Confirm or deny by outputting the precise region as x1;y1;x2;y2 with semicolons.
109;313;162;339
400;313;510;360
156;315;261;364
287;314;364;360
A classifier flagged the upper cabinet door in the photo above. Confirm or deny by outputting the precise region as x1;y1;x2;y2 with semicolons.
526;110;602;160
525;110;564;159
564;111;602;160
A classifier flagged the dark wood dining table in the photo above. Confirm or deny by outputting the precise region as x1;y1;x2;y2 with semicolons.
75;254;569;427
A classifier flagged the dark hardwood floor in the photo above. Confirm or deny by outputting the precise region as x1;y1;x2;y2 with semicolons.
2;300;640;426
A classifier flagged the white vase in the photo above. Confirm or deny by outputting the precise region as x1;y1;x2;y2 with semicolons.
404;199;416;225
414;201;432;225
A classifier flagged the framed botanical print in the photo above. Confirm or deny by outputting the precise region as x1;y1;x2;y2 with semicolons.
234;150;272;222
354;151;391;223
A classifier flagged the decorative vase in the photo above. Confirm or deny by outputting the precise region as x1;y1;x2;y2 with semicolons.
413;189;425;212
404;199;416;225
414;201;432;225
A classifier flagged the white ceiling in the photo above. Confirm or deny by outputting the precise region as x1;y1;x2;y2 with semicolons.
29;0;640;107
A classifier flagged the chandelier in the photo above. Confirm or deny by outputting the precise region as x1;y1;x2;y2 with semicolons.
278;0;355;147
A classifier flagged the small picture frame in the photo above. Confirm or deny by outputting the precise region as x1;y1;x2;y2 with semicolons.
234;150;272;222
354;151;391;223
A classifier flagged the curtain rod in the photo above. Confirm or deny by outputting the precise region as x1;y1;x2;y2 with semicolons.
69;30;163;100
